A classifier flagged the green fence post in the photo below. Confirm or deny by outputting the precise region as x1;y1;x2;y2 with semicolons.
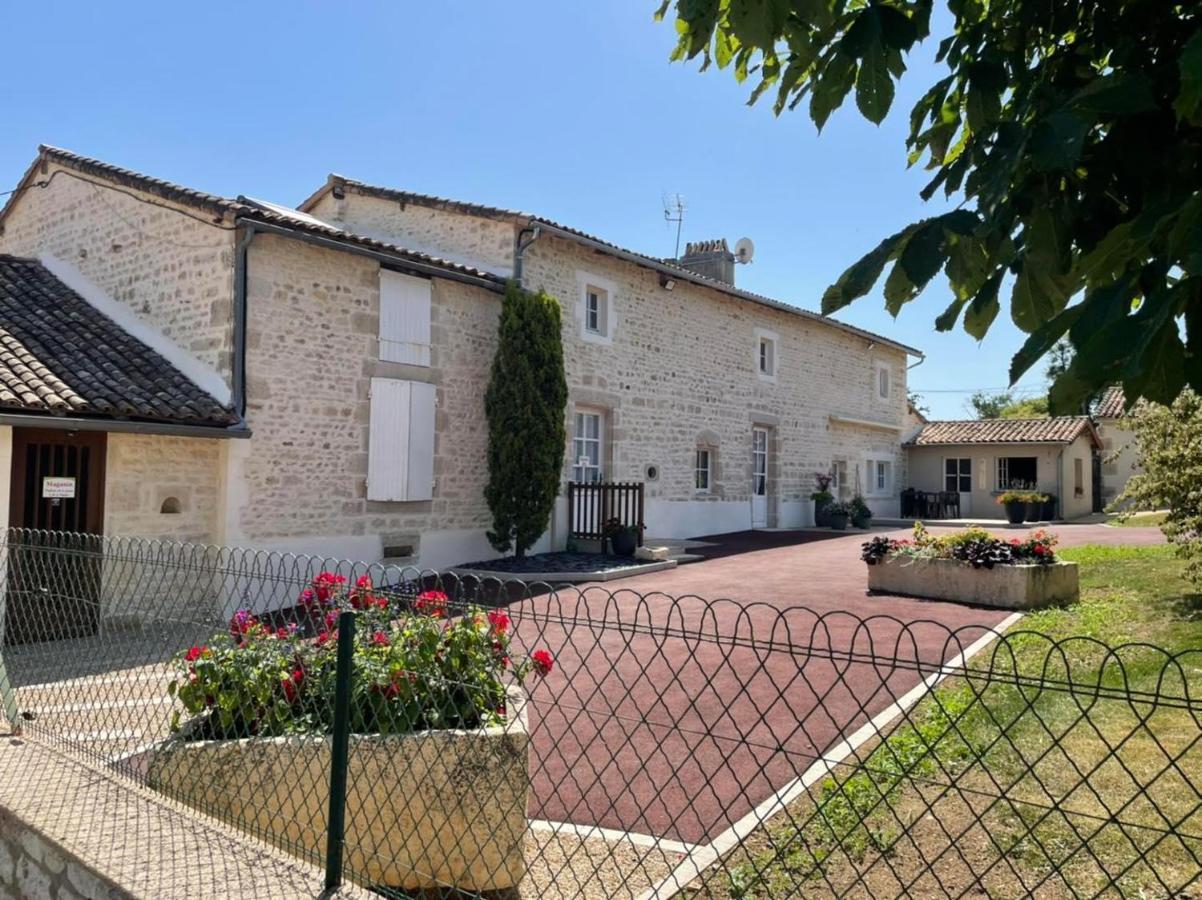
325;609;355;890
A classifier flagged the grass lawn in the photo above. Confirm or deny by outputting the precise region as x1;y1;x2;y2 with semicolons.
702;545;1202;899
1110;511;1169;527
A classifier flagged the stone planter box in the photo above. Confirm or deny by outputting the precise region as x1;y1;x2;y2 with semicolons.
147;688;529;893
867;557;1078;609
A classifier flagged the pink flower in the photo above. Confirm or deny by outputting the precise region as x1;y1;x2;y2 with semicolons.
531;649;554;678
371;630;390;647
185;645;206;663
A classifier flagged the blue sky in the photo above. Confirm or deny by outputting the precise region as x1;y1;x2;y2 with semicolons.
0;1;1050;419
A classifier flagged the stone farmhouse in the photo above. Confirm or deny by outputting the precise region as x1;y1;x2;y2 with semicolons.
0;146;918;571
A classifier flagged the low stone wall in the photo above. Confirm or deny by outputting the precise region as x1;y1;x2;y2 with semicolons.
0;806;129;900
867;557;1079;609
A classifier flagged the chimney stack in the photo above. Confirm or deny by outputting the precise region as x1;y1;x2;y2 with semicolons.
674;239;736;286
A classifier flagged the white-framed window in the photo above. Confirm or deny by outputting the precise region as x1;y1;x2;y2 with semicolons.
695;449;712;493
1074;457;1085;497
576;272;617;344
875;361;892;400
572;410;604;483
865;456;893;497
378;270;432;366
832;459;850;499
585;285;607;335
944;457;972;492
754;328;779;382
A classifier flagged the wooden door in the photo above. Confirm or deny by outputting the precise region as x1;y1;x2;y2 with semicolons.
5;429;106;644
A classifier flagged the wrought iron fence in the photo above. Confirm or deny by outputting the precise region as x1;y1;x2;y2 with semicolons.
0;528;1198;898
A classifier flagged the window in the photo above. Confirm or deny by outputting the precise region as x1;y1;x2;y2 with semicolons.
944;457;972;492
379;270;432;366
875;362;892;400
695;449;712;492
1074;457;1085;497
752;428;768;495
832;459;850;499
584;286;608;336
996;456;1038;490
754;329;779;381
367;378;436;501
572;411;604;482
865;456;892;496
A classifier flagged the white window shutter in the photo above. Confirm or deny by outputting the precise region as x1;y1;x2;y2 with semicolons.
367;378;436;502
406;382;436;500
379;270;431;366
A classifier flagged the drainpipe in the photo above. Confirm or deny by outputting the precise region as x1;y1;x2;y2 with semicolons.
512;225;541;287
232;224;257;420
1055;447;1065;521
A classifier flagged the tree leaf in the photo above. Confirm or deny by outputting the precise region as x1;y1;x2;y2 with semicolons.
810;51;857;131
821;223;916;313
1175;28;1202;124
1009;304;1085;385
963;270;1003;339
1029;110;1092;171
935;297;968;331
855;44;895;124
727;0;790;48
1124;320;1187;406
840;7;881;58
883;260;917;314
1069;72;1156;116
1011;209;1074;332
898;221;946;290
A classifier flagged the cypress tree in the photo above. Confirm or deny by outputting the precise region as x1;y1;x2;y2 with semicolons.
484;281;568;557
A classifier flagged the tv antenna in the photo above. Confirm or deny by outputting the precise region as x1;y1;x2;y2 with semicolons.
663;193;686;258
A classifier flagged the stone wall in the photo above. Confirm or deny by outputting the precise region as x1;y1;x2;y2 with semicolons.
232;234;502;568
312;192;913;533
309;190;515;275
104;433;222;542
0;160;236;381
0;806;130;899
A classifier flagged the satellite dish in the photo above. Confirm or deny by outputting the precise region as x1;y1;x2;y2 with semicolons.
734;237;755;264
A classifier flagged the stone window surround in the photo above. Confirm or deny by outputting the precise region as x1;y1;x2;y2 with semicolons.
875;360;893;402
864;453;894;498
754;327;779;383
575;270;617;345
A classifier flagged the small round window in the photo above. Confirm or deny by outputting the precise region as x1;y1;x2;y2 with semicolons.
645;464;659;481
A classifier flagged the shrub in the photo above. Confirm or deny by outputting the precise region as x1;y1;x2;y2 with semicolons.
484;282;568;558
169;573;553;740
1114;390;1202;583
849;495;873;522
997;491;1047;505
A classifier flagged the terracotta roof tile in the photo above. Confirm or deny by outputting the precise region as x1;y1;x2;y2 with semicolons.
0;255;237;427
906;417;1098;446
1094;385;1126;419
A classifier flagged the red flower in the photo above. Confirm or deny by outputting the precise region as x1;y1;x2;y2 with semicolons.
531;649;554;678
185;645;206;663
282;674;298;703
311;571;347;604
488;610;511;635
1034;544;1049;556
371;630;390;647
415;590;448;617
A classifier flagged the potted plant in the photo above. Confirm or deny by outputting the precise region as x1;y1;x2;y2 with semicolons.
827;501;851;530
151;575;554;893
602;517;639;556
849;495;873;529
1041;493;1058;521
997;490;1030;524
812;471;835;526
1025;492;1049;522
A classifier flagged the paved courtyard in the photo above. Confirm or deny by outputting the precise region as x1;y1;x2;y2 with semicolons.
507;521;1167;855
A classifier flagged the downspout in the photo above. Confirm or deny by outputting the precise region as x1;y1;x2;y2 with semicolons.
512;224;541;287
1056;446;1065;521
232;223;257;420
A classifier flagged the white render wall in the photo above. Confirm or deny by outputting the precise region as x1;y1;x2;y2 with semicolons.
1097;417;1139;509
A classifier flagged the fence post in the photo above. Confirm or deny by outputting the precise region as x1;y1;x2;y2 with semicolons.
325;609;355;890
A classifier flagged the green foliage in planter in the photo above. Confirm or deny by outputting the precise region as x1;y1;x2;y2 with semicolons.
849;494;873;524
168;573;554;740
484;281;568;558
997;491;1047;505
